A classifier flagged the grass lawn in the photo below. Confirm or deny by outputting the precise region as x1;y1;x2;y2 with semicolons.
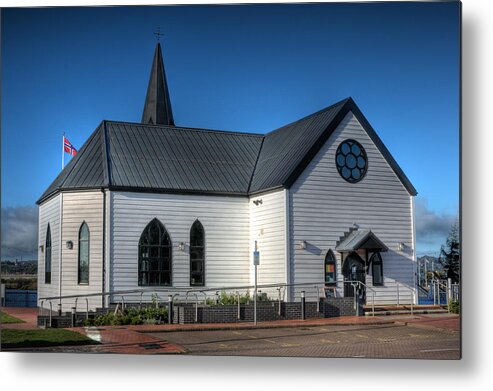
1;311;25;324
1;329;98;349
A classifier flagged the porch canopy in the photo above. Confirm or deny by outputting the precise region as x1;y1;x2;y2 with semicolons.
335;229;388;253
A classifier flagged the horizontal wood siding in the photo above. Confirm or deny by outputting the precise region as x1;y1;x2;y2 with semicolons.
289;111;415;304
38;195;60;306
59;191;104;311
249;189;286;299
110;192;250;303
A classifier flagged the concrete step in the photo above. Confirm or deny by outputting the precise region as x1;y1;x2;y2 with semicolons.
363;305;448;316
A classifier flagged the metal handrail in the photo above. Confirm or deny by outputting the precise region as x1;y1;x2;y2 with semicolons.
38;280;418;321
38;281;356;302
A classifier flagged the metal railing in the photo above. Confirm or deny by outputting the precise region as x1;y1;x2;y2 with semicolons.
37;279;422;324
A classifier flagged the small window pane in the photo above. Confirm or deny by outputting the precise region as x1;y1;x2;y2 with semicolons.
324;250;336;285
45;225;52;284
371;253;384;286
138;219;172;286
190;220;205;286
78;223;90;284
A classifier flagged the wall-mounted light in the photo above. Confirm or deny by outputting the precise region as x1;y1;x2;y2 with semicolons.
398;242;406;251
299;240;307;250
66;241;73;250
253;199;263;206
178;242;185;251
352;222;359;229
39;245;44;253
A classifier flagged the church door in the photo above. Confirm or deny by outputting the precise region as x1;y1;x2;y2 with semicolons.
343;252;366;297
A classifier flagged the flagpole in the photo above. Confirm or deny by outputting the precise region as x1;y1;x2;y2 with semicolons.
62;132;65;170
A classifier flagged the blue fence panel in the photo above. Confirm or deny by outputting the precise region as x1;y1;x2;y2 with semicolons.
4;289;37;307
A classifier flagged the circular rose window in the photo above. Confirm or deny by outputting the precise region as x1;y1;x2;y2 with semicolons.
335;139;367;183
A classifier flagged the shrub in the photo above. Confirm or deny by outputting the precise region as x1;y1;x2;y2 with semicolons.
448;300;460;314
84;305;168;326
205;290;274;306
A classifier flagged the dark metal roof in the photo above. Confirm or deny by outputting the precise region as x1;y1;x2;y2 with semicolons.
335;229;388;252
141;43;174;126
106;122;263;194
249;98;349;193
38;123;106;202
37;98;417;204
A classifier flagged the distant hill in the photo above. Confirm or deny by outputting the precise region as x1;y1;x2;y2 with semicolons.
1;260;37;275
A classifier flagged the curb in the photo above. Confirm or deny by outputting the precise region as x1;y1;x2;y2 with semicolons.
136;319;397;334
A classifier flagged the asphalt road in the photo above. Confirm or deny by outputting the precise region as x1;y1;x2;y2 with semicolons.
150;323;460;359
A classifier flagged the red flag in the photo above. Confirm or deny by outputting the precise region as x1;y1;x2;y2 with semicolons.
63;136;77;156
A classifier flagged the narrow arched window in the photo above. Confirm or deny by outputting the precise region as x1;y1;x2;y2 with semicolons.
138;218;171;286
324;250;336;285
78;222;90;284
45;224;52;284
190;220;205;286
371;252;384;286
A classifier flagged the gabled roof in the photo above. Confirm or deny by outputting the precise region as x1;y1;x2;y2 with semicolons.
335;229;388;252
37;98;417;204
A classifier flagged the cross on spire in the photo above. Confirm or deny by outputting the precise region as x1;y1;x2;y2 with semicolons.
154;27;164;42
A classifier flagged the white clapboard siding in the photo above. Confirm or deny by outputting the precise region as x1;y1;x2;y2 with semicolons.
58;191;104;311
249;189;287;299
38;194;61;307
110;191;250;303
289;111;415;304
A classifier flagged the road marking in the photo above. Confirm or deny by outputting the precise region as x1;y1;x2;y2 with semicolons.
355;334;369;339
248;335;258;339
232;331;242;335
264;339;277;344
351;355;366;358
320;338;333;344
420;348;460;353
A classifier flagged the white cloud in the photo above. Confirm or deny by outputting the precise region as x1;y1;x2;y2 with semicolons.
1;206;38;260
415;198;457;255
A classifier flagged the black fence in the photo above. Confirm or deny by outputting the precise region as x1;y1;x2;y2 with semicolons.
3;289;37;307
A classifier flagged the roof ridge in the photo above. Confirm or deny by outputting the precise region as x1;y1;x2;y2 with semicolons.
104;120;264;138
247;136;265;193
265;97;350;136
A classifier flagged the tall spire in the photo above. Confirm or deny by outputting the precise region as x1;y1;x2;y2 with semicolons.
141;42;174;126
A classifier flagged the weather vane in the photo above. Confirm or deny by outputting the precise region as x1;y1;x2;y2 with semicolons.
154;27;164;42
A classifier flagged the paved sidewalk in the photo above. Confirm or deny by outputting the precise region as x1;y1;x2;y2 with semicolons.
396;314;460;331
1;307;459;355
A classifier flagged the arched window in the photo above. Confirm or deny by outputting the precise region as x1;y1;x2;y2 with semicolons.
138;218;171;286
190;220;205;286
78;222;90;284
371;252;384;286
324;250;337;285
45;224;52;284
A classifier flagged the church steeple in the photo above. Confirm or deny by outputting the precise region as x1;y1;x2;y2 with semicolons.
141;42;174;126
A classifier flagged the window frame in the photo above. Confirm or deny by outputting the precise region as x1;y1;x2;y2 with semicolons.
138;218;172;287
78;222;90;285
324;249;337;286
189;220;205;287
370;252;384;286
335;139;368;183
45;224;52;284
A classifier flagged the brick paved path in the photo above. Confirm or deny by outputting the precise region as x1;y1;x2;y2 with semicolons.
150;322;460;359
1;306;459;357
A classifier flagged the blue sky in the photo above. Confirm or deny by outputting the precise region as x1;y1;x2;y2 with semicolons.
1;2;460;259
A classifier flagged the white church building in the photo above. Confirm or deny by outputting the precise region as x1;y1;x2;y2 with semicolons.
37;43;417;312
